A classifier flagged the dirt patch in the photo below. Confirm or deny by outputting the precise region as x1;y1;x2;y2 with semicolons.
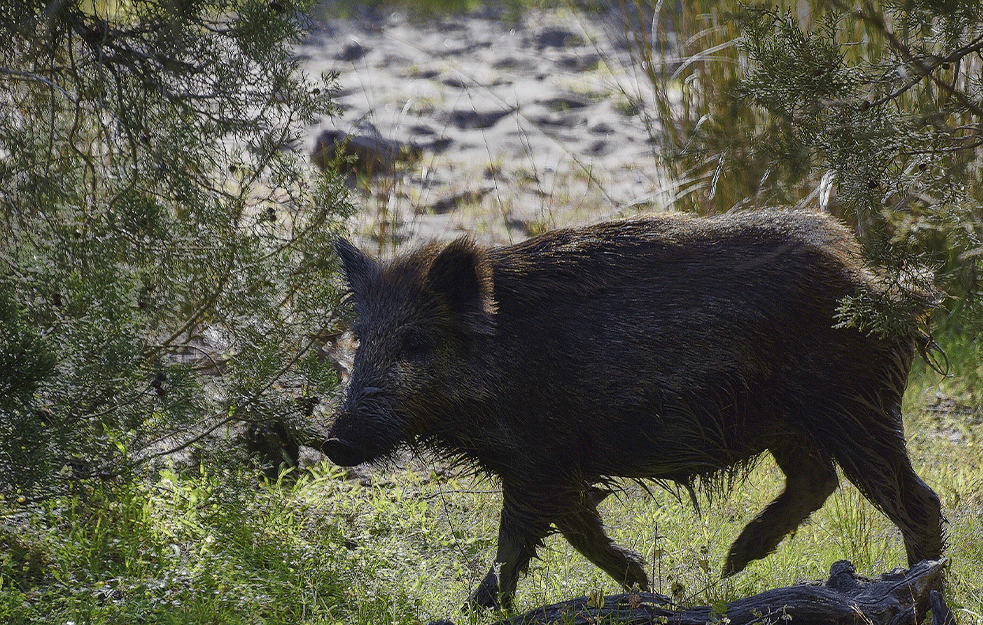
297;6;668;252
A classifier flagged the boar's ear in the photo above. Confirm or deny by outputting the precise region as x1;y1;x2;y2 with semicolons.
334;238;378;302
426;237;496;335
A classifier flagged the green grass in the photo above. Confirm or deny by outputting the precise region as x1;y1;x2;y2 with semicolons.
3;368;982;625
4;1;978;622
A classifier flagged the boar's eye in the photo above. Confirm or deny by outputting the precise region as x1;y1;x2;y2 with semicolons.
399;330;432;362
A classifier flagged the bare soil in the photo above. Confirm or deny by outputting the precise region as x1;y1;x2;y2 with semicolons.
297;5;667;251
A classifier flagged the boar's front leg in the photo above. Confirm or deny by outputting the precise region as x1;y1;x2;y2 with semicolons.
467;486;552;611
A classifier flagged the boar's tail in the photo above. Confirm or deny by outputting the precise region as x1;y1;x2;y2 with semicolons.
916;329;949;377
908;283;947;376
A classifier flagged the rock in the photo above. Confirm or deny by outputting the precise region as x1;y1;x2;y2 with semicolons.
586;139;612;156
311;128;421;176
540;94;592;112
535;27;581;48
336;39;367;62
442;106;515;130
421;187;493;215
558;51;601;71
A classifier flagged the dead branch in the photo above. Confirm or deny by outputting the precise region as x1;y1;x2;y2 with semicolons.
428;559;953;625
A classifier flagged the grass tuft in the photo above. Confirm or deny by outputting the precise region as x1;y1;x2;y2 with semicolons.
4;374;980;625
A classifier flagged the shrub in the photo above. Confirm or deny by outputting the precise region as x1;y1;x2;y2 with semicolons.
0;0;352;496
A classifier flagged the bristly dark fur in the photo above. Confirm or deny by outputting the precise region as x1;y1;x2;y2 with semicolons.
324;208;945;611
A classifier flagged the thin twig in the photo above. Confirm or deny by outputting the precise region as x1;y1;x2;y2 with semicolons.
0;67;76;101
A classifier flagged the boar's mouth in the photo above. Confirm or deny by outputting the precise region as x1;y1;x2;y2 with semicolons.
321;437;370;467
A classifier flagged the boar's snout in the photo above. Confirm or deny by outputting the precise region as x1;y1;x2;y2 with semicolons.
322;389;406;466
321;437;366;467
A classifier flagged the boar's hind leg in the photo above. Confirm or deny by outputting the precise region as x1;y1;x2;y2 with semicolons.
554;492;649;592
466;491;552;611
723;446;838;577
833;408;944;566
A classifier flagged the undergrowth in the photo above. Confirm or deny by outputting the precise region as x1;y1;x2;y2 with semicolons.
3;367;981;625
0;467;424;624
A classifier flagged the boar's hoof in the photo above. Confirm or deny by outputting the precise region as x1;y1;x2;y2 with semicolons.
321;438;364;467
465;573;505;612
721;549;752;579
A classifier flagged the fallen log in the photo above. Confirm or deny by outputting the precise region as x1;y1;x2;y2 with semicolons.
429;559;951;625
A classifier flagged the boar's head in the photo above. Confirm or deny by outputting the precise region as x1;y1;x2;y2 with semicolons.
323;237;497;467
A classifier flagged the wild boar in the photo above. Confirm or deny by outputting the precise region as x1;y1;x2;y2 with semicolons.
323;209;944;609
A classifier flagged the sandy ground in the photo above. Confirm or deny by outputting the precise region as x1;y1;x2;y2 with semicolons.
297;5;668;252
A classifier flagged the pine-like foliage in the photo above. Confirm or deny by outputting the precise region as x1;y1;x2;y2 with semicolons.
635;0;982;336
0;0;351;496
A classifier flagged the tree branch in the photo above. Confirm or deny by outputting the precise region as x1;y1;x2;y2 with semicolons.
0;67;75;101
